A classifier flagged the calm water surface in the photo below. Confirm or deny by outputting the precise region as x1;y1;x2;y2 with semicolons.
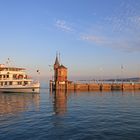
0;87;140;140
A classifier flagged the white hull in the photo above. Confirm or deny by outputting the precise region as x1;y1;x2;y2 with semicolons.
0;87;40;93
0;83;40;93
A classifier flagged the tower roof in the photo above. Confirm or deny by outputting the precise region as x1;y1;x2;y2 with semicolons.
54;55;60;66
59;65;67;69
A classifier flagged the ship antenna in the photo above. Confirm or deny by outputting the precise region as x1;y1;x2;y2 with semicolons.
6;58;10;66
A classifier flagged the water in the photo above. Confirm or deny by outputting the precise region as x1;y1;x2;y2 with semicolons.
0;88;140;140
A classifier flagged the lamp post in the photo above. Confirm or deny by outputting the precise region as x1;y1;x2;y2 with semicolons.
121;65;124;83
99;67;103;83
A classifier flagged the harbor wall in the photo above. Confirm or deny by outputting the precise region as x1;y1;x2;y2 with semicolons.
88;83;100;90
134;83;140;90
50;81;140;91
51;55;140;91
123;83;134;90
111;84;122;90
101;84;111;90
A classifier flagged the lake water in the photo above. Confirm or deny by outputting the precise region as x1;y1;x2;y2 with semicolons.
0;87;140;140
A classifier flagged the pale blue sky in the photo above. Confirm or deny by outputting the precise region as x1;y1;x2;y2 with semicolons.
0;0;140;80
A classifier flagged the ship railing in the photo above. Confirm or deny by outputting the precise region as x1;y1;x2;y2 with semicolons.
0;78;32;80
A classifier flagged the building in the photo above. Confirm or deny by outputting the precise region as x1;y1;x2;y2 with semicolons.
52;54;68;90
49;55;140;91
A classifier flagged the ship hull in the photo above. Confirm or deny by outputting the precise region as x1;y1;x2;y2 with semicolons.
0;87;40;93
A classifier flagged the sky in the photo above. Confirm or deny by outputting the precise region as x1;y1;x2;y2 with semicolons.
0;0;140;81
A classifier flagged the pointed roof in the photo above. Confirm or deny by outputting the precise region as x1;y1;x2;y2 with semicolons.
59;64;67;69
54;55;60;66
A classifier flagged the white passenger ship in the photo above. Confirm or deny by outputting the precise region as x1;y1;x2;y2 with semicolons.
0;64;40;93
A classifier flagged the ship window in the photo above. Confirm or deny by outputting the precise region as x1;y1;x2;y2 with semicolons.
24;81;28;85
9;82;12;85
1;82;3;86
18;82;22;85
17;75;23;79
13;74;17;79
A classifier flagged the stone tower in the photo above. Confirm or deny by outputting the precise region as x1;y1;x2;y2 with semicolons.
53;54;67;89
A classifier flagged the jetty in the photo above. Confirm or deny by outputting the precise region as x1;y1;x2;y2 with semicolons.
50;55;140;91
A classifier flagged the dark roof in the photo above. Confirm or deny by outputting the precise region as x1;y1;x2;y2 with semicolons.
54;55;60;66
59;65;67;69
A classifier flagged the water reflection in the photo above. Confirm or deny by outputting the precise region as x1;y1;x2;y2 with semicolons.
0;93;40;115
51;89;140;116
74;90;140;97
52;90;67;116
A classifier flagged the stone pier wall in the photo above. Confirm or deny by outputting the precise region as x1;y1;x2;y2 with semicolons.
134;83;140;90
50;81;140;91
111;84;122;90
123;83;134;90
101;84;111;90
88;84;100;90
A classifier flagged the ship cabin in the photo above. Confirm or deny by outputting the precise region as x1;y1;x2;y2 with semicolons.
0;65;32;87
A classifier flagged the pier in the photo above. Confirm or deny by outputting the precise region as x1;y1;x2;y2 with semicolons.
50;55;140;91
50;81;140;91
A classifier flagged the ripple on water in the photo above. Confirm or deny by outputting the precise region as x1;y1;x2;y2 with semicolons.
1;90;140;139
